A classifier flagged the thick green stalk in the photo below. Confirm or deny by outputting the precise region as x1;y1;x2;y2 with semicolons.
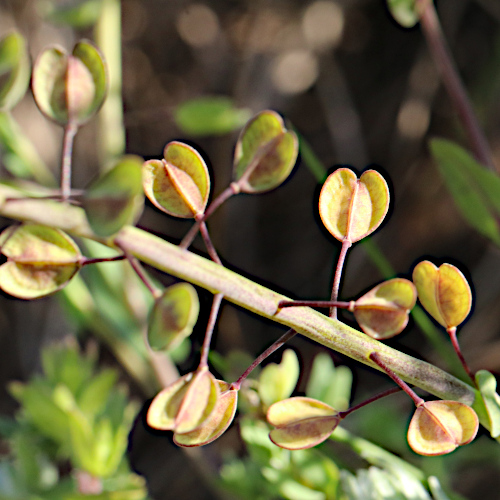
0;183;484;422
95;0;126;165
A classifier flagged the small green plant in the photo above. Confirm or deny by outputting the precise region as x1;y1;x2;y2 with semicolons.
1;341;148;498
1;1;500;498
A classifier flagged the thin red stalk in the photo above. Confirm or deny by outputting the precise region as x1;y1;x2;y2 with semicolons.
417;0;494;170
199;293;224;368
447;327;475;382
81;255;126;266
369;352;424;407
61;121;79;202
339;386;401;418
199;221;222;265
179;184;238;250
330;239;352;319
279;299;353;309
231;329;297;391
115;242;161;299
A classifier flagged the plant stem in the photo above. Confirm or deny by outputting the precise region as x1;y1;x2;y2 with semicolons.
0;186;480;414
330;239;352;319
417;0;494;169
231;328;297;390
95;0;126;164
447;326;475;382
199;220;222;265
115;241;162;299
81;254;126;266
199;293;223;368
339;387;401;418
369;352;424;407
279;299;353;309
180;184;238;250
61;121;78;202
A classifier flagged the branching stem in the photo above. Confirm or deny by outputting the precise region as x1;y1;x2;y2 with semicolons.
180;184;239;250
369;352;424;407
339;387;401;418
231;328;297;391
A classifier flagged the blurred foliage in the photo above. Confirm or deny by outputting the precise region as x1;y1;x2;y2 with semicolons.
0;342;149;499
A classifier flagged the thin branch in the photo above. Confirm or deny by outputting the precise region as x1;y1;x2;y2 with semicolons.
61;121;79;202
199;293;224;368
180;184;239;250
369;352;424;407
231;329;297;390
417;0;495;169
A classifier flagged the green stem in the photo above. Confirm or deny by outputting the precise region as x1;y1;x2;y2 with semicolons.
0;185;482;418
95;0;126;164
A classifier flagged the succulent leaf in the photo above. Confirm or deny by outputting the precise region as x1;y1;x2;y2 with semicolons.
407;400;478;456
142;142;210;218
147;282;200;352
233;110;298;193
319;168;389;243
412;261;472;328
354;278;417;339
267;397;340;450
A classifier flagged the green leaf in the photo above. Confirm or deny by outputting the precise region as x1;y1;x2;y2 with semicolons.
9;381;70;446
233;110;298;193
267;397;340;450
258;349;300;407
407;400;478;456
318;168;390;243
142;141;210;218
84;155;145;236
475;370;500;438
386;0;419;28
353;278;417;339
147;282;200;352
412;261;472;329
0;31;31;111
39;0;103;28
0;224;82;298
32;40;107;125
430;138;500;245
175;96;252;136
306;354;352;411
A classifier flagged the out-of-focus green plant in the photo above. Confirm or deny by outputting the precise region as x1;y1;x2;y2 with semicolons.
1;342;149;499
1;1;500;498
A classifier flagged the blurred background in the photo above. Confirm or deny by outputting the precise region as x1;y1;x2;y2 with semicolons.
1;0;500;499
